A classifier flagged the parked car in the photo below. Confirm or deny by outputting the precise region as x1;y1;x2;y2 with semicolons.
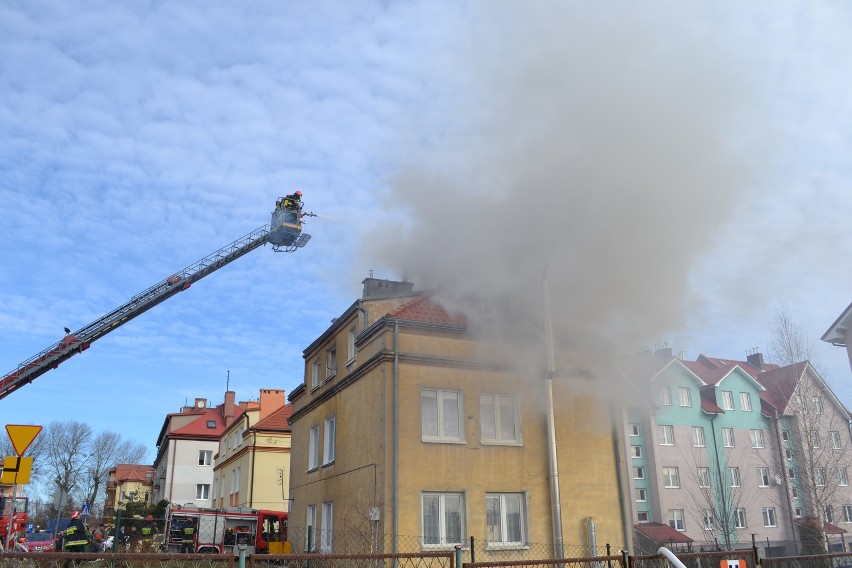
16;531;56;552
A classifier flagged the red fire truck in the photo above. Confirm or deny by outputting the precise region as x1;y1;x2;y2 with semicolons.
164;504;289;555
0;495;28;550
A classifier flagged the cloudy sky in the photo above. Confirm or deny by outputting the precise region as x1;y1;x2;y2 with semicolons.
1;1;851;473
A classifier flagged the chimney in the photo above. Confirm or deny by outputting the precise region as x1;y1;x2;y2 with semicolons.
224;390;236;426
361;277;415;300
259;388;286;420
654;345;673;360
747;349;765;371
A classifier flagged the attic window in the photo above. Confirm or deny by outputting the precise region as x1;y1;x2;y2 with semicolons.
207;420;216;428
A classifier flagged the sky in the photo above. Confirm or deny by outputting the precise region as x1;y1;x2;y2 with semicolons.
1;1;851;482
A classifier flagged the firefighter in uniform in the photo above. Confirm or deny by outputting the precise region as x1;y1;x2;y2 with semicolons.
62;510;89;568
140;515;156;550
180;517;195;553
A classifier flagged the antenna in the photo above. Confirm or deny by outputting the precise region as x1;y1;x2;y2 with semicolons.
226;369;230;391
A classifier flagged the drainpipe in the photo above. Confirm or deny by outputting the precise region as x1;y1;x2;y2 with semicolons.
542;275;565;558
771;410;796;551
393;320;400;556
708;414;731;549
587;517;597;555
609;397;634;553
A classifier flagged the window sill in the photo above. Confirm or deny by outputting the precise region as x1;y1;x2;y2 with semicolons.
422;437;467;445
485;543;529;551
322;460;335;468
310;384;321;393
422;544;467;551
345;357;356;367
307;467;319;474
480;440;523;447
325;372;337;382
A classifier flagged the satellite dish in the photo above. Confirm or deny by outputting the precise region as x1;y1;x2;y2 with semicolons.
775;474;783;485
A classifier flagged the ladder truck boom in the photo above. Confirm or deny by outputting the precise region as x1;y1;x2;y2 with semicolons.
0;196;313;400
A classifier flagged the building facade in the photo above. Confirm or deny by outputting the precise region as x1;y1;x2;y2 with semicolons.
104;464;155;519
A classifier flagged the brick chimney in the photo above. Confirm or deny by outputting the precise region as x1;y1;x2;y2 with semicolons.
361;277;415;300
259;388;286;420
747;350;765;371
654;346;673;360
224;390;236;426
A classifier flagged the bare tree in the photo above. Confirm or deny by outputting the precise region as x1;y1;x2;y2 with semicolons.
42;420;93;513
79;432;148;509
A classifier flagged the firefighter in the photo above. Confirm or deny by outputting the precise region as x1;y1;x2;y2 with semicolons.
62;511;88;568
180;517;195;553
282;190;303;210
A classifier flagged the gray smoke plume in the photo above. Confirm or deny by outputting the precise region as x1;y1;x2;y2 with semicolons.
363;4;772;351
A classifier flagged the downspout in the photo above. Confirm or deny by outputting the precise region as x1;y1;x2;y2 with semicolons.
168;439;178;503
772;410;796;548
542;275;565;558
610;397;633;553
393;320;400;556
708;413;730;549
246;415;256;508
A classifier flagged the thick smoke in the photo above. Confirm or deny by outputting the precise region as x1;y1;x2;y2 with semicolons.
364;4;771;351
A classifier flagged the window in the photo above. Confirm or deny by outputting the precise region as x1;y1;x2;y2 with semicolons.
757;468;770;487
794;507;802;517
636;488;647;502
196;484;210;500
785;448;793;460
658;386;672;406
629;423;640;437
788;468;795;480
813;396;823;414
703;510;714;530
816;468;826;486
735;508;747;529
844;505;852;523
323;417;336;465
346;327;356;364
729;467;741;487
199;450;213;466
422;389;464;442
320;502;333;552
750;429;765;448
306;505;316;550
311;359;321;389
782;430;790;441
693;427;706;447
830;431;842;449
423;492;465;546
667;509;685;531
206;420;216;429
740;392;752;411
212;478;218;506
480;393;521;444
679;387;692;407
637;512;650;523
811;431;821;448
659;425;675;446
698;467;711;488
326;347;338;379
631;446;642;458
486;493;526;545
722;391;734;410
840;468;849;486
799;395;809;413
762;507;777;527
722;428;735;448
825;505;834;524
663;467;680;488
308;426;320;470
792;486;799;498
229;467;241;506
633;466;645;480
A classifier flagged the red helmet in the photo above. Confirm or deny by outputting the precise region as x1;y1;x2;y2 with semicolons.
146;515;154;522
70;511;80;519
294;190;302;196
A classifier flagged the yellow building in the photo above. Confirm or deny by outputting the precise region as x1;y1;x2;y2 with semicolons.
104;464;155;519
287;278;630;556
212;388;293;512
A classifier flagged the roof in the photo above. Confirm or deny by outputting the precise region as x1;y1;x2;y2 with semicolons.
253;403;293;432
169;404;246;438
699;386;724;414
795;517;848;534
753;362;808;413
634;522;694;543
822;301;852;346
111;464;154;484
387;294;467;327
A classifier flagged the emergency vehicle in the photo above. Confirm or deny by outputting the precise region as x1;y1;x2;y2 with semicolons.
164;504;289;555
0;495;28;551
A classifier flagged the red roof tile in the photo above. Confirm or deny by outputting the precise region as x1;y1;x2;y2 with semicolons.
795;517;847;534
387;295;466;327
634;522;694;543
753;363;808;412
254;403;293;432
170;404;246;438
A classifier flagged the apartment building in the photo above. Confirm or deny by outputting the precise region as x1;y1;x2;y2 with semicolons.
287;278;630;555
103;464;155;519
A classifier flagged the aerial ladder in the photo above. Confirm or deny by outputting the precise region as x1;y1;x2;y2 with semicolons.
0;196;314;400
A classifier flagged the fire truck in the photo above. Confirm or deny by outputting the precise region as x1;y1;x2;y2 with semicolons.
165;504;289;555
0;495;28;551
0;196;315;400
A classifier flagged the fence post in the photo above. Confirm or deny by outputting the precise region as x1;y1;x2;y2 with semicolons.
751;533;760;566
470;536;475;564
607;543;612;568
307;526;313;568
455;544;463;568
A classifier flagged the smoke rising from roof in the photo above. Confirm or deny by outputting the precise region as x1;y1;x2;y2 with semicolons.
363;4;772;349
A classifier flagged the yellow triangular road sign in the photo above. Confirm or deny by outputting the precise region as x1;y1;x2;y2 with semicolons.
5;424;42;456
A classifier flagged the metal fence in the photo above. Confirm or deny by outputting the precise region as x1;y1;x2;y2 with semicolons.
0;551;235;567
631;550;757;568
764;552;852;568
463;554;626;568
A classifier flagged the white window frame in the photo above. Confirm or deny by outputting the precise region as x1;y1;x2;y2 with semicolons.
631;446;642;458
840;467;849;487
663;467;680;488
757;468;770;487
740;392;752;411
698;467;711;488
422;492;465;547
811;431;821;448
722;428;735;448
198;449;213;466
762;507;777;527
636;488;647;502
844;505;852;523
422;388;465;443
637;512;650;523
816;468;826;486
480;393;522;445
668;509;685;531
308;425;320;470
306;505;316;551
346;326;356;365
830;431;842;450
320;502;333;552
658;386;672;406
703;510;714;530
629;423;640;437
633;466;645;480
311;359;321;389
659;425;675;446
788;468;795;480
326;347;338;379
485;493;526;547
323;417;336;465
825;505;834;524
735;508;747;529
722;391;734;410
679;387;692;407
729;467;741;488
693;427;706;447
813;396;823;414
750;429;765;449
196;483;210;500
